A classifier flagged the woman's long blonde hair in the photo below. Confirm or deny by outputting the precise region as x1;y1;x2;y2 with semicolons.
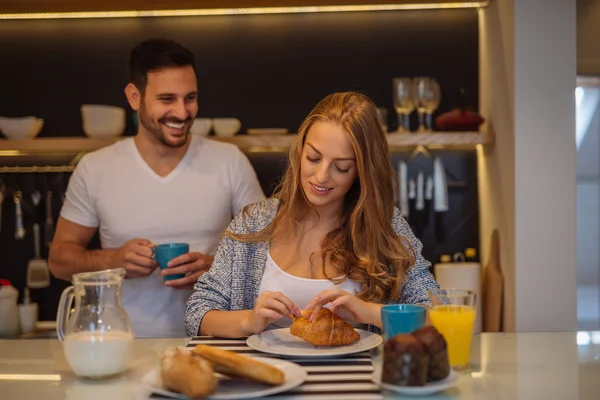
227;92;415;303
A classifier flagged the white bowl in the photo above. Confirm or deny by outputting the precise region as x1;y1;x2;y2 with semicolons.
213;118;241;138
189;118;213;137
81;104;126;138
0;116;43;140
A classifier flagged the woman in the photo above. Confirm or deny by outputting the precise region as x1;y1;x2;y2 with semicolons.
184;92;440;338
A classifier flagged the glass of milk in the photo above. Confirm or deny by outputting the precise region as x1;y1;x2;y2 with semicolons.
56;268;134;379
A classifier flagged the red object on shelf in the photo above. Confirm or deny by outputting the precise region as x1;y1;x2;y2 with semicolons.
436;107;485;132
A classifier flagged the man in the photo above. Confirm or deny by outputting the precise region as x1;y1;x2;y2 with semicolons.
49;38;265;337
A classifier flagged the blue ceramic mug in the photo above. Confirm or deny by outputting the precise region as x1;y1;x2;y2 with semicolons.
153;243;189;282
381;304;426;340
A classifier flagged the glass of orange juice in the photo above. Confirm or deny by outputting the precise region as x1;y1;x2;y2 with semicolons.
428;289;476;370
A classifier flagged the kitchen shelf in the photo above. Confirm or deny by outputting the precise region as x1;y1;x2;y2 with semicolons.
386;131;493;150
0;131;493;153
0;131;493;169
0;165;75;173
0;138;120;154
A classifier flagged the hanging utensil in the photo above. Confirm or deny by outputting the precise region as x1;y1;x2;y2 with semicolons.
14;190;25;240
416;171;424;210
45;189;54;249
408;178;416;231
399;161;409;218
433;157;449;242
26;223;51;289
31;183;41;223
31;177;41;206
31;191;41;206
414;171;425;239
424;174;434;226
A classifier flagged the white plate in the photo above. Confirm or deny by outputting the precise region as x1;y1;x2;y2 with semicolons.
141;356;306;400
372;369;459;397
246;328;383;357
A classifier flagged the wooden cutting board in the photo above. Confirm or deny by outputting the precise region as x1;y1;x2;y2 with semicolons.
482;229;503;332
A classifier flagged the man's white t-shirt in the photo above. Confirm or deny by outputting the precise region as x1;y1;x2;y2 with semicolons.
60;137;265;337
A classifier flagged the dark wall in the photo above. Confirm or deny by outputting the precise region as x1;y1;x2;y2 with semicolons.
248;150;480;266
0;150;478;322
0;9;478;134
0;9;479;323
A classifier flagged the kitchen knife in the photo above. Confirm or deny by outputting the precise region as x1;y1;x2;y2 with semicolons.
424;174;433;226
433;157;449;242
399;161;409;218
414;171;425;239
408;178;416;231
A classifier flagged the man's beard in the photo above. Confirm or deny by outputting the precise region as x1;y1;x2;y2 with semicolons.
138;102;191;148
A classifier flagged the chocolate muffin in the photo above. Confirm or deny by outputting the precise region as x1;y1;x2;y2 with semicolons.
381;334;429;386
412;326;450;381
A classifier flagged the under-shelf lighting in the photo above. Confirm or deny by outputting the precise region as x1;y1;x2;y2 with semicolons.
0;2;489;20
0;374;61;381
0;150;22;156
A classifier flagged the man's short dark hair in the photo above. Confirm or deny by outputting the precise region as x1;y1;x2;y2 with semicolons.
128;38;196;93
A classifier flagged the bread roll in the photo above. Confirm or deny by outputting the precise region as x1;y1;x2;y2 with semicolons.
160;348;217;398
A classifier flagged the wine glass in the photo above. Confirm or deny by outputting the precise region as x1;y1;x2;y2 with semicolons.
414;77;431;132
393;77;416;133
425;78;441;131
415;77;441;132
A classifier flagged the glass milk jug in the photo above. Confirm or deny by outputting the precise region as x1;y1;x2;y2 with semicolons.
56;268;134;378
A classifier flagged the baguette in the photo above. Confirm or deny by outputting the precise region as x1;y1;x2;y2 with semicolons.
192;344;285;386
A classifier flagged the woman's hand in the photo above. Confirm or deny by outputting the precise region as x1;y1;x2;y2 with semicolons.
306;289;382;328
241;291;302;335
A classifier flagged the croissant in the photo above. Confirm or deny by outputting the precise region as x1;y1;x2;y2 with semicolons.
290;308;360;347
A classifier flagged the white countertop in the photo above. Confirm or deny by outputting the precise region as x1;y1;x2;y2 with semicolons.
1;331;599;399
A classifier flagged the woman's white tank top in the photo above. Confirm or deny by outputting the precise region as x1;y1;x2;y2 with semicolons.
258;248;363;328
